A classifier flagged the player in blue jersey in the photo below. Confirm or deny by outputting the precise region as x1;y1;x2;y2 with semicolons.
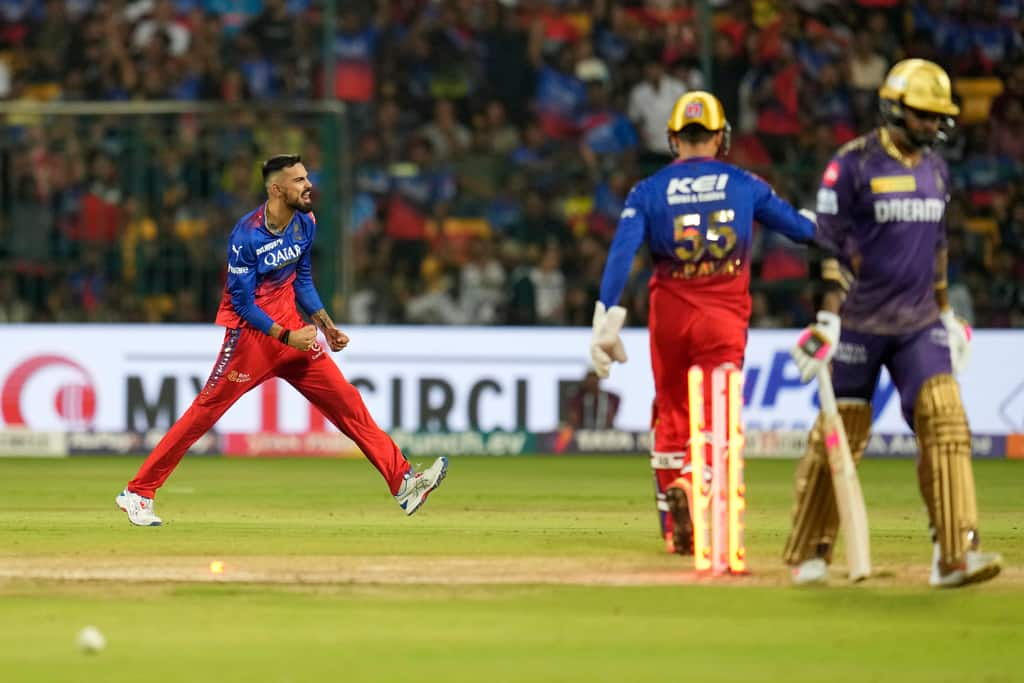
116;155;447;526
785;60;1002;587
589;91;818;555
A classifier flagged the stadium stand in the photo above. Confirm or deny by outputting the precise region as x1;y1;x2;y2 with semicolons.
1;0;1021;328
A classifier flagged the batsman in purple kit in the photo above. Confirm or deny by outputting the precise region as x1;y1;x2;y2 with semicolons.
784;60;1002;587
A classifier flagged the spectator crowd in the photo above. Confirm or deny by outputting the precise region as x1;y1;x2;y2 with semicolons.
1;0;1023;328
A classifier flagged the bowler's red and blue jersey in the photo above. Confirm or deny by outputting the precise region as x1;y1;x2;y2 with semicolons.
214;203;325;333
599;157;816;322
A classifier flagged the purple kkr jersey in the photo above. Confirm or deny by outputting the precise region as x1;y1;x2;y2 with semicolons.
815;129;949;335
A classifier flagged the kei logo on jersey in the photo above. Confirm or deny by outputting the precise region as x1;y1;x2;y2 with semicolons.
665;174;729;205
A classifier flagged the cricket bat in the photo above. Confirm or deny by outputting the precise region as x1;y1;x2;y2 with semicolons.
817;367;871;582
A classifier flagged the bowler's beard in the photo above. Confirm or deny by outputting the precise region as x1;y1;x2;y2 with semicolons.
286;192;313;212
890;125;934;153
906;127;939;149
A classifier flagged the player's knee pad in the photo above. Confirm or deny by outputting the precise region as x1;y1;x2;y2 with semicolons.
914;374;977;570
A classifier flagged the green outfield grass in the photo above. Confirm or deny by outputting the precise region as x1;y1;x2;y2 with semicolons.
0;455;1021;683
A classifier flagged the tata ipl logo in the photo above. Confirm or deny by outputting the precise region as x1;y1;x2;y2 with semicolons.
1;355;97;428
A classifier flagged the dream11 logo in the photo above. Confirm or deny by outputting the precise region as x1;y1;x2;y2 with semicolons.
1;355;97;430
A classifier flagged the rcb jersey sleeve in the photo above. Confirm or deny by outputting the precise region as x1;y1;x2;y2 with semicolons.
750;174;817;243
226;232;275;334
293;213;325;315
599;184;649;307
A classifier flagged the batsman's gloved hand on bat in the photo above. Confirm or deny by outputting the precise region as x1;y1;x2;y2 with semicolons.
791;310;841;383
590;301;628;378
939;308;971;374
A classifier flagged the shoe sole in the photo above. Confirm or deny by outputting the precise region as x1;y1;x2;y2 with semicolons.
665;486;693;556
963;561;1002;587
406;458;448;517
932;561;1002;588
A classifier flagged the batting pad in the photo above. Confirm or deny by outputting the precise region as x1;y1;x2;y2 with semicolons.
914;374;978;572
783;402;872;565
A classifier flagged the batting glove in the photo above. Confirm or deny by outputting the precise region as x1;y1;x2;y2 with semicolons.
939;308;972;374
590;301;628;378
791;311;841;384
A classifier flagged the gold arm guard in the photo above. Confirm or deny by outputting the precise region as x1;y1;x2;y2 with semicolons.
914;374;978;573
783;402;873;565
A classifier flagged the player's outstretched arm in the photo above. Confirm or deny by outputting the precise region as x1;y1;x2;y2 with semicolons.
750;177;818;244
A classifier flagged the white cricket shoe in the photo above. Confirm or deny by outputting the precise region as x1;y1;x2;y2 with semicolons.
395;457;448;516
929;544;1002;588
792;558;828;585
115;489;163;527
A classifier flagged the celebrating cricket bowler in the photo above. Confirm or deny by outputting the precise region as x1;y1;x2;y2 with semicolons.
590;92;817;555
116;154;447;526
784;60;1002;587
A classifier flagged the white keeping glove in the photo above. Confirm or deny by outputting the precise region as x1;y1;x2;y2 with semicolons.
940;308;971;374
590;301;628;378
791;311;841;384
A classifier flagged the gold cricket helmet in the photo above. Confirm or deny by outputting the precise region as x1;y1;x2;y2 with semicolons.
667;91;729;133
666;91;731;156
878;59;960;117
